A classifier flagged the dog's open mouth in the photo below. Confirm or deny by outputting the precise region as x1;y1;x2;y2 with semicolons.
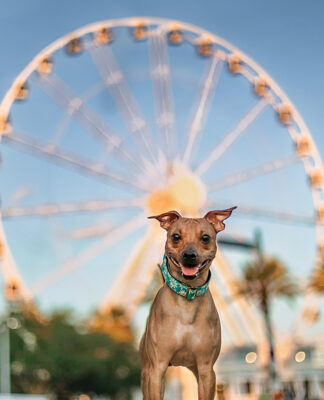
170;257;210;278
181;265;199;276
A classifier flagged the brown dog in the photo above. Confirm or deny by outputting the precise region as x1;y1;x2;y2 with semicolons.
140;207;236;400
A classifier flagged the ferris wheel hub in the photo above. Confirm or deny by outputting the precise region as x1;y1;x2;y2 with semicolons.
146;167;206;216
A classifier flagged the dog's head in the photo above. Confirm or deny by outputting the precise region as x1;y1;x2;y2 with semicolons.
149;208;236;283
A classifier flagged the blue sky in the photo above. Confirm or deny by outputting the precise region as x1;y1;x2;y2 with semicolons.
0;0;324;341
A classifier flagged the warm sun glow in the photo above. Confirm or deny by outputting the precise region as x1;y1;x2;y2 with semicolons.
147;189;176;215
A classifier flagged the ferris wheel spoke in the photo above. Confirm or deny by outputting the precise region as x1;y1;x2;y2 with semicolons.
183;54;224;165
207;153;301;192
205;202;314;225
69;222;113;240
148;30;177;160
88;44;157;165
34;73;145;174
81;80;106;102
3;130;149;192
49;81;106;147
1;198;143;219
234;205;314;225
51;113;71;146
31;213;147;296
196;98;269;176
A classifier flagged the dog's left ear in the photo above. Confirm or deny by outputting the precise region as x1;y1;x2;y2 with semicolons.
148;210;181;231
204;207;237;233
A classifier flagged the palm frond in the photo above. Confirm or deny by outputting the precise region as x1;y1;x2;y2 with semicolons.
236;256;299;302
308;268;324;294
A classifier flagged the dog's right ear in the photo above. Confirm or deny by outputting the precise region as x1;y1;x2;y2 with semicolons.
148;210;181;231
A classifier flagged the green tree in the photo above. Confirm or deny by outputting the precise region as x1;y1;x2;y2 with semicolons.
235;234;299;392
9;308;141;400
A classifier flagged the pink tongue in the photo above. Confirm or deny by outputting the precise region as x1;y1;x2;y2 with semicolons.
181;265;199;276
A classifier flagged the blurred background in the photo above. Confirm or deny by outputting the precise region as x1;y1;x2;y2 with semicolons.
0;1;324;399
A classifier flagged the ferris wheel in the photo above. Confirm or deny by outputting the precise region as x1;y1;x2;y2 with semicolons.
0;17;323;372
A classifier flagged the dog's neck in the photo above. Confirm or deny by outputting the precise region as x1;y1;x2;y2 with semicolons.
162;255;211;301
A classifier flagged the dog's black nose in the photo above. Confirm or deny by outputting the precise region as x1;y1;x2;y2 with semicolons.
182;249;198;263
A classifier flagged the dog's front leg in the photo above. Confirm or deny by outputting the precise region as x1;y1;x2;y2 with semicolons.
197;364;216;400
142;362;168;400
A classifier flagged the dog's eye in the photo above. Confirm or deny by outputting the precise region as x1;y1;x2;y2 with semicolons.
171;233;182;243
201;234;211;244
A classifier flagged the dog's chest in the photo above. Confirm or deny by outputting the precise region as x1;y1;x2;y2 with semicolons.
173;306;217;341
169;316;218;367
146;287;221;367
173;318;202;345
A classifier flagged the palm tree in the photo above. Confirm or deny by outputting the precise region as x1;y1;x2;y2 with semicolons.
308;267;324;294
235;231;299;392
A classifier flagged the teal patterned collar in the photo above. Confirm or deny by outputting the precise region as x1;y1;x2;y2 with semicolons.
161;254;211;300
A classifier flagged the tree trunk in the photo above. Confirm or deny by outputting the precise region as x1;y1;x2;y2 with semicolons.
261;297;276;393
